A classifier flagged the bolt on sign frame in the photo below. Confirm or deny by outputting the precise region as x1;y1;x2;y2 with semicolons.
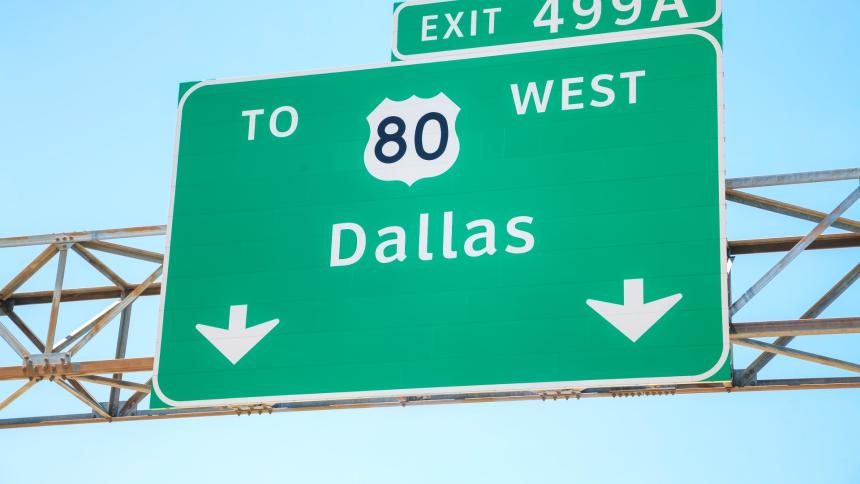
0;168;858;428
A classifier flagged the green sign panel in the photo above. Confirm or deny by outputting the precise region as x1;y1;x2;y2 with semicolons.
393;0;720;59
154;31;728;408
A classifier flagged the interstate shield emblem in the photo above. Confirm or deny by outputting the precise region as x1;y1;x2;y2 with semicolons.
364;93;461;186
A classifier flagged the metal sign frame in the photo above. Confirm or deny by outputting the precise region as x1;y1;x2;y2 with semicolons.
1;168;858;428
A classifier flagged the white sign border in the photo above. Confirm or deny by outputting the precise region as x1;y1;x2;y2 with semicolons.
391;0;722;61
154;29;729;409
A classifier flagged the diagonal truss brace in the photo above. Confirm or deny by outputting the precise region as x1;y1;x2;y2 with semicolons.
734;339;860;374
55;378;111;420
66;266;162;357
730;186;860;316
0;321;31;360
0;303;46;352
726;189;860;233
737;262;860;384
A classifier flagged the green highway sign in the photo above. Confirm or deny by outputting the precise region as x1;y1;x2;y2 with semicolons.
154;31;728;408
393;0;720;59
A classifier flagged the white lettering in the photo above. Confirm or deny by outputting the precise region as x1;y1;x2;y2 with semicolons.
534;0;564;33
465;219;497;257
512;71;644;114
573;0;602;30
330;213;535;268
613;0;642;26
443;211;458;259
652;0;688;21
505;216;535;254
330;223;366;267
376;226;407;264
590;74;615;108
511;80;554;115
562;77;585;111
422;15;439;41
269;106;299;138
484;7;502;34
242;109;265;141
444;12;464;39
419;213;433;261
620;70;647;104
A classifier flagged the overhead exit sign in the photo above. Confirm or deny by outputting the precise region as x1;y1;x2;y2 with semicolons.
154;31;728;408
393;0;720;59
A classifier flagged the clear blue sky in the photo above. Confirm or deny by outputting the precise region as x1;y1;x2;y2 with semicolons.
1;1;859;482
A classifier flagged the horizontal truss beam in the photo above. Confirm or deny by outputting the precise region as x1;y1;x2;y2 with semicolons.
0;226;166;249
0;357;154;381
731;317;860;338
2;377;859;429
726;168;860;189
728;233;860;255
3;235;853;307
7;284;162;306
727;189;860;233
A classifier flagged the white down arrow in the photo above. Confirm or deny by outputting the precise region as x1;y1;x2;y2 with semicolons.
196;305;279;365
586;279;682;343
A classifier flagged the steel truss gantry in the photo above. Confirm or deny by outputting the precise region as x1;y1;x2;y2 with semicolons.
1;168;859;429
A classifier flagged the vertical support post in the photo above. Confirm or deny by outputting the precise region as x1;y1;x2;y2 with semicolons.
726;254;736;387
108;301;133;416
45;245;68;351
